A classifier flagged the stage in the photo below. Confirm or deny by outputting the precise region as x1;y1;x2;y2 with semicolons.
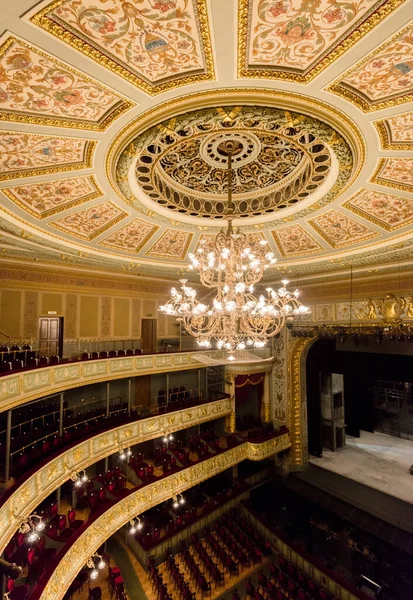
298;431;413;534
310;431;413;505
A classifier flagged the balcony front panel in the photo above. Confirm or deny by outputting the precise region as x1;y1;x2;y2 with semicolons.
0;349;271;412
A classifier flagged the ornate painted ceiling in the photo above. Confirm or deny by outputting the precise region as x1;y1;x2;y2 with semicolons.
0;0;413;286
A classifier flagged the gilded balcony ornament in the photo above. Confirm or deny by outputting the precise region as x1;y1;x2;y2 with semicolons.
367;294;408;325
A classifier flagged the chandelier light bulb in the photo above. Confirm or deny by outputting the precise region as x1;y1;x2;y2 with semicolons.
27;531;39;543
228;355;236;361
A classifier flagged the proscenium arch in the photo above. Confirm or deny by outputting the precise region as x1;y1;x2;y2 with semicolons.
36;435;291;600
288;335;317;469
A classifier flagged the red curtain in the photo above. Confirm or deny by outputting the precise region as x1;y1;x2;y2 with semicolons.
235;373;265;413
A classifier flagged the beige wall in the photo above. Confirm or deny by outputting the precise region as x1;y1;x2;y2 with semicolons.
0;287;179;343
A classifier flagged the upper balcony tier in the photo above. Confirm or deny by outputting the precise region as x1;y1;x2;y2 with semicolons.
0;348;272;413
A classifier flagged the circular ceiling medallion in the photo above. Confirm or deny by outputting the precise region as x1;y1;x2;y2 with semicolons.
115;102;354;224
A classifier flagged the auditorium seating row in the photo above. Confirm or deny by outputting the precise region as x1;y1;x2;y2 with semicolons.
0;344;144;375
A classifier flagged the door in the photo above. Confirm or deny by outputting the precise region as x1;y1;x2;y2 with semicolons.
141;318;157;354
38;317;63;357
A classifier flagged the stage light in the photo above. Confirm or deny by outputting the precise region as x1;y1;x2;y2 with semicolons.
338;331;347;344
375;332;383;345
353;334;360;347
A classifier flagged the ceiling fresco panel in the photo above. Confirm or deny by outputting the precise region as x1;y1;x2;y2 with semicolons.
0;37;132;130
195;231;267;253
0;131;95;181
309;209;379;248
371;158;413;193
375;111;413;150
271;224;324;257
31;0;215;95
343;188;413;231
49;200;127;240
328;21;413;111
99;218;159;253
145;228;193;260
238;0;403;82
1;175;102;219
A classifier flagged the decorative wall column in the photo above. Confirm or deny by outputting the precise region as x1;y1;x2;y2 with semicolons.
261;372;271;422
271;330;288;424
224;371;236;433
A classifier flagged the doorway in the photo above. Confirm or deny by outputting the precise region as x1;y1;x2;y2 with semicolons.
141;318;157;353
38;317;64;357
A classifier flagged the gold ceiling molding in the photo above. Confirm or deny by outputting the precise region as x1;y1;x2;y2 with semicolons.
0;397;232;554
105;88;365;221
36;435;291;600
237;0;405;84
30;0;215;96
0;37;133;131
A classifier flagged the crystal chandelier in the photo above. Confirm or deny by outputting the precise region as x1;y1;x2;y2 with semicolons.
159;140;309;351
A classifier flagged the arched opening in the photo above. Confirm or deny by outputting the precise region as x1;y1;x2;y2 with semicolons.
306;335;413;457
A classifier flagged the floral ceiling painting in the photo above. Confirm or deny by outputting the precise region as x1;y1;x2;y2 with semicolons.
329;22;413;111
0;37;131;130
50;201;127;240
375;111;413;149
238;0;397;81
145;229;193;260
2;175;102;219
309;209;379;248
344;188;413;231
0;132;95;181
100;218;159;253
272;224;324;257
32;0;214;94
195;231;267;254
372;158;413;192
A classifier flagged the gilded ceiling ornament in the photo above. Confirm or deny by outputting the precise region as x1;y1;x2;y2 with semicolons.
116;104;353;222
31;0;215;95
237;0;405;83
